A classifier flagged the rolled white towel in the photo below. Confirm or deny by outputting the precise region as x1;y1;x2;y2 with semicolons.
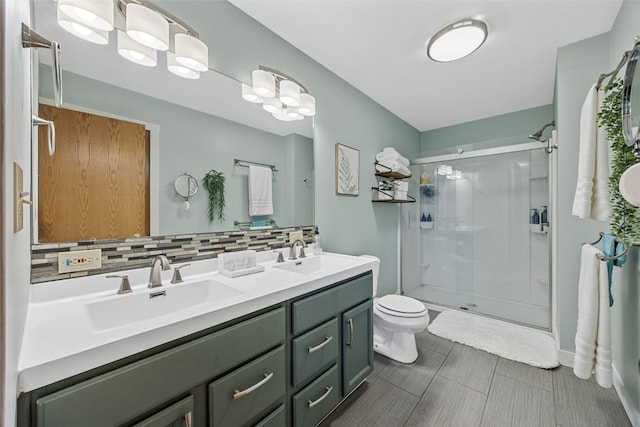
376;161;411;177
376;151;410;166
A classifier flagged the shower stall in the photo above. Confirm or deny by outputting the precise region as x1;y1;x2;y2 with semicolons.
401;142;552;330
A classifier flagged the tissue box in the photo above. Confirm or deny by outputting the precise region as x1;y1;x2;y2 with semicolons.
218;250;265;278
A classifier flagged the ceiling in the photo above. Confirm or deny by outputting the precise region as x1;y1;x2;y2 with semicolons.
230;0;623;132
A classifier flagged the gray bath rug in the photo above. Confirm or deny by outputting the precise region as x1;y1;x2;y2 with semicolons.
428;309;559;369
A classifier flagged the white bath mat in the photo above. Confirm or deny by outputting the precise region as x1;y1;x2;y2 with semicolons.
427;309;559;369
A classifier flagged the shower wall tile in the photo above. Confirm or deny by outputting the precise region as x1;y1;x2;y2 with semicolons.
31;226;317;283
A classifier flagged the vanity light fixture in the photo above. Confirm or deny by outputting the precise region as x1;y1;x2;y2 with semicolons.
117;30;157;67
57;0;114;31
243;66;316;121
427;19;488;62
56;0;210;79
57;8;109;45
167;52;199;79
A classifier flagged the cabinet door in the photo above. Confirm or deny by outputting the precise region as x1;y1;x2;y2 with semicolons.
132;396;193;427
342;300;373;396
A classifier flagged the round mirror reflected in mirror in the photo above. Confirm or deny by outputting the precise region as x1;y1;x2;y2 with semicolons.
622;41;640;155
174;173;199;199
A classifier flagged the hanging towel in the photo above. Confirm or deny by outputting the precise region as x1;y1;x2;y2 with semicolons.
573;244;612;388
602;234;627;307
571;84;611;221
248;165;273;216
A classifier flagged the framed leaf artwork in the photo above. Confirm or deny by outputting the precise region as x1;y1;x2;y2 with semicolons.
335;143;359;196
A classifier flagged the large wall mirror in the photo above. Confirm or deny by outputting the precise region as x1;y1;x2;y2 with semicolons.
31;0;314;244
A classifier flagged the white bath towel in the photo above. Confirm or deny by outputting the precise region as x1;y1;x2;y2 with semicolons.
248;165;273;216
573;244;612;388
571;84;610;221
376;151;410;167
375;161;411;177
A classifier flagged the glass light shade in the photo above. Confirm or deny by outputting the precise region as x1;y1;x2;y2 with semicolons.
262;97;282;114
446;165;453;175
298;93;316;116
454;170;463;179
174;34;208;72
437;164;448;175
427;19;487;62
252;70;276;98
279;80;301;107
167;52;199;79
241;83;263;103
58;0;114;31
57;9;109;44
286;107;303;120
272;110;296;121
126;3;169;51
117;30;157;67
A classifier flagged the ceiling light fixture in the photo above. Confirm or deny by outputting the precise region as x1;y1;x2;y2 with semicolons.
56;0;210;79
243;66;316;121
427;19;488;62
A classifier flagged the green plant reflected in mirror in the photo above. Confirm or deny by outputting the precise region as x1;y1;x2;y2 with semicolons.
622;39;640;155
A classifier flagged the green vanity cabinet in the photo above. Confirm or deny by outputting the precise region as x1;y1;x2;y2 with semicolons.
288;272;373;426
20;270;374;427
26;306;285;427
342;300;374;396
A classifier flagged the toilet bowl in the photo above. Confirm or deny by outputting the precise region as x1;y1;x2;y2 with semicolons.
360;255;429;364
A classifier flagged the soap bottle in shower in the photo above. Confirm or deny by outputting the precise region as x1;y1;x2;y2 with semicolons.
540;206;548;224
530;209;540;224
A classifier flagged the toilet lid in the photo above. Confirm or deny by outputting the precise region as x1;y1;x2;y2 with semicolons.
377;295;427;316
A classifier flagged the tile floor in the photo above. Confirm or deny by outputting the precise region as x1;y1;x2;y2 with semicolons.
321;311;631;427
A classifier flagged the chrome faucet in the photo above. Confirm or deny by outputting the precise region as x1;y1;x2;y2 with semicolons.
288;239;307;260
148;255;170;288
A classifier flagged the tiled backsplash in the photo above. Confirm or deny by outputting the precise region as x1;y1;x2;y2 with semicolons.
31;226;317;283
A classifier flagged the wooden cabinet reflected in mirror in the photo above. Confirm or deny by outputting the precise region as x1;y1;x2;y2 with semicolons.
38;104;150;242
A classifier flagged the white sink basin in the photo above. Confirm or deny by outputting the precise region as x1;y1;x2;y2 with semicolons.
86;279;243;331
272;254;354;276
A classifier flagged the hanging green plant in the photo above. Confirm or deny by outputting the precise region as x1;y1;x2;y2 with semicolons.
203;170;225;223
597;78;640;242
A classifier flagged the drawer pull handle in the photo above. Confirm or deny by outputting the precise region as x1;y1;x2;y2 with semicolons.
184;411;192;427
308;386;333;408
346;318;354;348
308;335;333;353
233;372;274;400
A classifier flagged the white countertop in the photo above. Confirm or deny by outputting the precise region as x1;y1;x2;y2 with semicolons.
18;251;376;392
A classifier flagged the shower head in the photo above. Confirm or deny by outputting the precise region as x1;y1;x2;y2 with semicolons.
529;120;556;142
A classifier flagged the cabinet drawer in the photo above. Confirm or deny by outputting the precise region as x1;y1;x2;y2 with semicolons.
36;307;285;427
255;404;286;427
209;346;286;427
292;273;372;334
292;364;341;427
132;396;193;427
292;318;339;388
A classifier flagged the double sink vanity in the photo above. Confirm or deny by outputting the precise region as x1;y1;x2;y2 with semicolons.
17;250;376;427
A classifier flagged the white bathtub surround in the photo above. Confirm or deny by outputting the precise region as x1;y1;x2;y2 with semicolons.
573;244;612;388
428;309;559;369
571;83;610;221
17;251;376;392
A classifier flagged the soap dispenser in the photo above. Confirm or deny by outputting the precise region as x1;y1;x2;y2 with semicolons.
540;206;548;224
530;209;540;224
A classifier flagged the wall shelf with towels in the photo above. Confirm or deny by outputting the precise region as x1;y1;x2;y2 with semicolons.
372;161;415;203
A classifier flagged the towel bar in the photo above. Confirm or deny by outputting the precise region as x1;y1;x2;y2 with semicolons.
586;232;639;261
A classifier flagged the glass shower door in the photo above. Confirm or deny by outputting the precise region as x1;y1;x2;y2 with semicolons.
402;147;550;329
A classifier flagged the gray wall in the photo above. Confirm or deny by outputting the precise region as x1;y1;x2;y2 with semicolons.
175;1;421;294
421;104;554;155
555;33;610;358
607;0;640;419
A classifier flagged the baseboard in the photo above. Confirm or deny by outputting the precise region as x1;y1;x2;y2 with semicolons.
614;366;640;427
557;349;574;368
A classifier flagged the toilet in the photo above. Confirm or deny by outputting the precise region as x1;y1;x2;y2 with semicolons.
361;255;430;364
